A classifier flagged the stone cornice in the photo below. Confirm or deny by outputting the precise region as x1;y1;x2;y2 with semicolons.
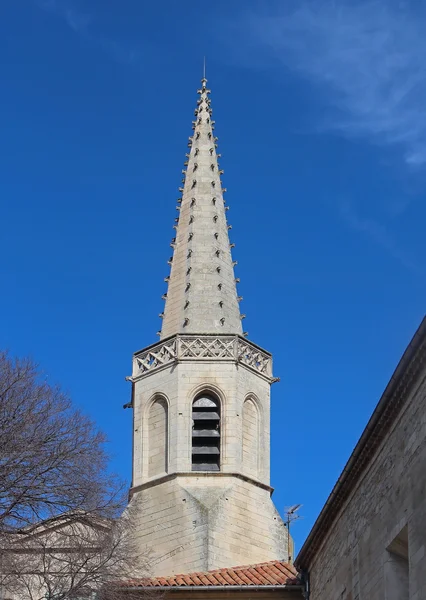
129;334;274;383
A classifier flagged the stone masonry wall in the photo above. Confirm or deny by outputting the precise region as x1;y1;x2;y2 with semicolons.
307;365;426;600
130;353;287;576
132;474;289;577
132;360;272;489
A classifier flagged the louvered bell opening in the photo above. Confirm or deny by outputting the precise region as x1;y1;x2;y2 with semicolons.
192;395;220;472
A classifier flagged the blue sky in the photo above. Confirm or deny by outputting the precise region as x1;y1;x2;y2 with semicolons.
1;0;425;553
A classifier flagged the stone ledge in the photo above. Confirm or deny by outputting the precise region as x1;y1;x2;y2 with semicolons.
129;471;275;497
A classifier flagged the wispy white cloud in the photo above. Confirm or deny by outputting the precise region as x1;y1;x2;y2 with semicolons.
235;0;426;167
340;200;421;273
35;0;91;34
34;0;142;65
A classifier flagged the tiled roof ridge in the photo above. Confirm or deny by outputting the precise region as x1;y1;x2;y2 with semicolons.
197;559;294;575
122;560;301;588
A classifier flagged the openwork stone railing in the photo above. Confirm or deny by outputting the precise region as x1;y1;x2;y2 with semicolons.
132;335;273;380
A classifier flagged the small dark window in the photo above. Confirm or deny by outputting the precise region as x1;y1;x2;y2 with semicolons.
192;394;220;472
385;526;409;600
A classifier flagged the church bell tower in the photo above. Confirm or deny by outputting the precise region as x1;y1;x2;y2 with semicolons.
128;77;289;576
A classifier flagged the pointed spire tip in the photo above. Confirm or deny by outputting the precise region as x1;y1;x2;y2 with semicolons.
201;56;207;88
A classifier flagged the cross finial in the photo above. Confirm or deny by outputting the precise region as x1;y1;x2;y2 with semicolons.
201;57;207;88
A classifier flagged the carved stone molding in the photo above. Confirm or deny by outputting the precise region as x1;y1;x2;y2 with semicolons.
132;335;273;380
134;337;177;375
180;336;234;359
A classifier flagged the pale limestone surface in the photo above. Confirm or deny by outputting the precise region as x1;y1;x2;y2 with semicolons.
160;79;242;338
132;474;288;576
130;357;290;576
148;397;168;478
242;398;259;478
129;78;289;577
132;360;272;486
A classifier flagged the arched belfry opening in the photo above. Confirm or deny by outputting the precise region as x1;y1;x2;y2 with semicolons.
192;393;220;472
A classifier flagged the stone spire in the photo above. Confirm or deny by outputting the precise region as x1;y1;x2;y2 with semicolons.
130;76;289;577
160;77;243;339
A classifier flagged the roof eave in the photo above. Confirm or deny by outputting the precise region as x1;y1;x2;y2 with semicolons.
295;315;426;570
117;585;304;592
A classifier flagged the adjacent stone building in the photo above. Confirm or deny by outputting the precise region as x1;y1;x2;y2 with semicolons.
295;317;426;600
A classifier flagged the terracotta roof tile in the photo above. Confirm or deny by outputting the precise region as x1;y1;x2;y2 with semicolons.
122;560;301;588
214;572;229;585
246;567;263;585
221;571;235;585
227;568;245;585
257;565;277;585
233;569;252;586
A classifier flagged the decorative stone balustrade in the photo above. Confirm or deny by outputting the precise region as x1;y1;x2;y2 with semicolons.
131;335;273;381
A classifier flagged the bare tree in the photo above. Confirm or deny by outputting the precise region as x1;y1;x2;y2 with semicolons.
0;351;123;529
0;351;150;599
1;499;151;600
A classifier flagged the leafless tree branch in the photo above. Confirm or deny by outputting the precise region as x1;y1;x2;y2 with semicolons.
0;351;152;599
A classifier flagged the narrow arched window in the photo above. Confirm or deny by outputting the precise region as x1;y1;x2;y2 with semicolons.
192;394;220;471
242;398;259;477
148;397;168;477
